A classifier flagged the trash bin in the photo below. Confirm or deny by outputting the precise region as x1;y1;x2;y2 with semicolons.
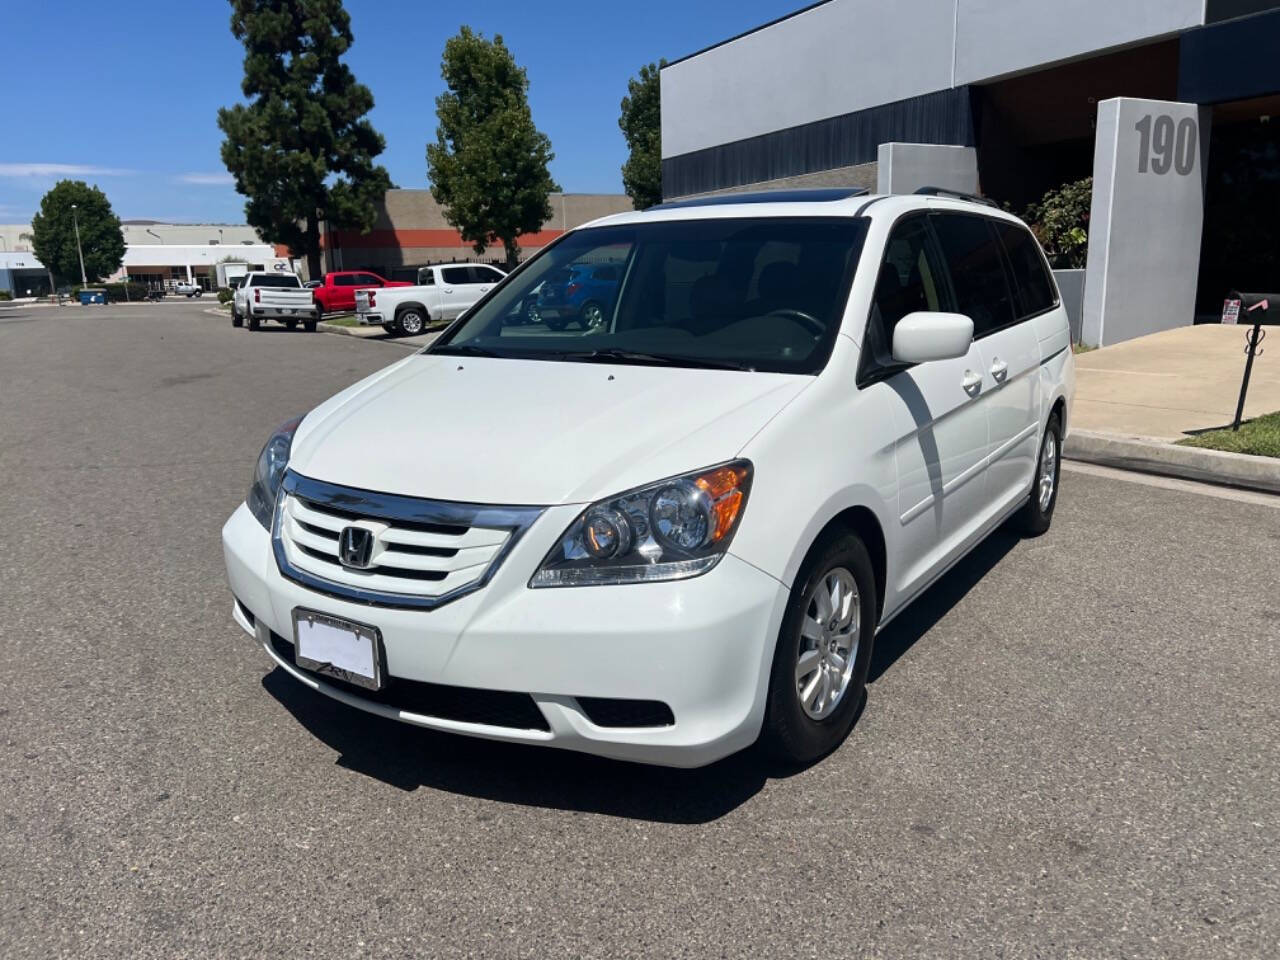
79;288;106;305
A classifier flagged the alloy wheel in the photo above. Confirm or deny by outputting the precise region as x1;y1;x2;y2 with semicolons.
400;310;424;336
795;567;861;721
1038;429;1058;512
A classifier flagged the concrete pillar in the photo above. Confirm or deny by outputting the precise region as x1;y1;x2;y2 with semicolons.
1082;97;1211;347
876;143;978;196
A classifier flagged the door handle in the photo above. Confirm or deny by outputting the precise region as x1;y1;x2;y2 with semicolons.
443;288;453;293
962;370;983;394
990;358;1009;382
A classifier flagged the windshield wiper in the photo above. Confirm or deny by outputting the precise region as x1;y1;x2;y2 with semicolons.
429;343;503;358
558;348;754;371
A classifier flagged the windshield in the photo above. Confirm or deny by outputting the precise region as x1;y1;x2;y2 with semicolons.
251;274;302;288
429;217;868;374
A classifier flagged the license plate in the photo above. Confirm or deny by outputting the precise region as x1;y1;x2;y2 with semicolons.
292;609;383;690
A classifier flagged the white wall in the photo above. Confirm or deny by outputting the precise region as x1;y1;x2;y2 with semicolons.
661;0;954;158
876;143;978;194
1081;98;1210;346
952;0;1203;85
662;0;1208;159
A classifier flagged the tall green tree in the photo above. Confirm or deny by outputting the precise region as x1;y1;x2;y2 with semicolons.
217;0;391;278
619;61;665;210
30;180;125;284
426;27;558;268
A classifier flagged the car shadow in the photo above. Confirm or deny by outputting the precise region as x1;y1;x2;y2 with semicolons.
261;669;779;823
260;524;1019;822
868;523;1021;683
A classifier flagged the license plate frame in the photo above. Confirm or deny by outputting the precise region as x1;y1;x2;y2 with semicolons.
292;608;385;691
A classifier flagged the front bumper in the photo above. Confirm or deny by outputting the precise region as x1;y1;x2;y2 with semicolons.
222;501;788;767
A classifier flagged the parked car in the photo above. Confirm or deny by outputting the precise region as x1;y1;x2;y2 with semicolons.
311;270;410;317
231;271;316;331
175;281;204;298
223;188;1074;768
536;263;621;330
355;263;506;336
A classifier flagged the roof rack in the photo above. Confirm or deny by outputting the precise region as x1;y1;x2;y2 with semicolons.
913;186;998;208
652;187;869;211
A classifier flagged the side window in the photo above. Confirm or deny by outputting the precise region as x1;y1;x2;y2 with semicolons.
335;274;358;287
421;270;435;287
357;273;382;287
478;266;505;283
441;266;471;286
931;213;1016;338
861;215;951;376
995;222;1057;319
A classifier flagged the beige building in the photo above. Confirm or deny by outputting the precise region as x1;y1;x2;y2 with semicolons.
319;190;633;277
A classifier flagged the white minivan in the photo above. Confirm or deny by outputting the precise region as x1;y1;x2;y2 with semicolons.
222;188;1074;768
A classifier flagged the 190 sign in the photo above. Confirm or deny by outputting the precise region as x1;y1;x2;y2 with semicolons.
1135;114;1197;176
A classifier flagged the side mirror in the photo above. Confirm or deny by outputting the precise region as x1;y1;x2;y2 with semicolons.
892;312;974;364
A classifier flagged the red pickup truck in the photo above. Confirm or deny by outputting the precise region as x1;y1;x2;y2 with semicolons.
311;271;411;316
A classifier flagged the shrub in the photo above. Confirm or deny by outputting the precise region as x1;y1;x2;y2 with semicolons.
216;287;234;304
0;291;12;301
1024;177;1092;269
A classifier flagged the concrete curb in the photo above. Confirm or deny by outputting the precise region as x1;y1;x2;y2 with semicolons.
317;320;372;338
1064;429;1280;495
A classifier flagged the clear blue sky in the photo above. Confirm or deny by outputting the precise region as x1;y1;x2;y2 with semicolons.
1;0;800;224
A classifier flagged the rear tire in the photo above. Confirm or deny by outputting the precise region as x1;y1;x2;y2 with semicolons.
231;308;242;328
397;307;426;337
1018;412;1062;537
579;300;604;329
761;531;876;767
545;317;567;332
303;319;317;333
248;314;260;331
285;318;298;330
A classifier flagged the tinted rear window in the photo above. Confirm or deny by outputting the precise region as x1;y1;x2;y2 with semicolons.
442;267;471;285
250;274;302;288
931;214;1016;338
996;222;1057;318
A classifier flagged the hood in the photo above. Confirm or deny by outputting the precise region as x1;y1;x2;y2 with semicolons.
289;354;809;505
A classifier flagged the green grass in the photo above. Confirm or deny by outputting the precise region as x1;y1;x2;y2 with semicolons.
1072;342;1097;354
322;314;360;327
1177;410;1280;458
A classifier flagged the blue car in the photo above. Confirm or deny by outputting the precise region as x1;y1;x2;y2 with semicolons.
536;263;621;330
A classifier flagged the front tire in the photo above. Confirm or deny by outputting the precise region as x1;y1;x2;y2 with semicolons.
761;532;876;766
1018;412;1062;537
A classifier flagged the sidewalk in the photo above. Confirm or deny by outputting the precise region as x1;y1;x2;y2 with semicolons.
1072;324;1280;439
1067;323;1280;493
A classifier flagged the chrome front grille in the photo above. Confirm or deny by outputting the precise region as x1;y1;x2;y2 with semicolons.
272;472;543;609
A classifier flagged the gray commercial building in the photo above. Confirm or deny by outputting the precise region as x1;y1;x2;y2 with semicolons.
660;1;1280;344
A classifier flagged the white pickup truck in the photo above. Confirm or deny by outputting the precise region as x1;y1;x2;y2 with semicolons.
355;263;506;336
231;272;317;331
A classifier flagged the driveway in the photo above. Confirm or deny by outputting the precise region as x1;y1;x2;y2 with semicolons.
2;302;1278;958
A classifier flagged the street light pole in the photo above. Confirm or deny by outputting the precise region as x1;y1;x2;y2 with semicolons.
70;204;87;286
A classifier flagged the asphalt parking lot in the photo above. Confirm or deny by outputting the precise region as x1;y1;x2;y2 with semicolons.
2;300;1278;959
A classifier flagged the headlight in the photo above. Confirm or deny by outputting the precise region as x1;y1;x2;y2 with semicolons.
246;415;304;530
530;461;752;587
